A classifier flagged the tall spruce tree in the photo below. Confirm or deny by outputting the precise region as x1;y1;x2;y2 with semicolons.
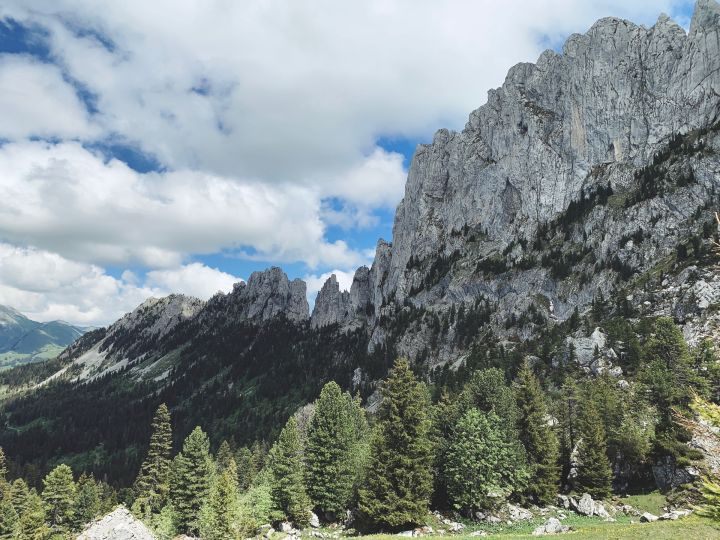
575;397;613;499
135;403;173;514
17;490;48;540
514;360;560;504
171;426;214;535
216;440;235;473
268;416;310;526
0;447;7;499
41;464;76;533
306;381;366;519
358;358;434;530
444;409;528;513
0;499;18;540
204;456;241;539
9;480;30;518
73;473;101;530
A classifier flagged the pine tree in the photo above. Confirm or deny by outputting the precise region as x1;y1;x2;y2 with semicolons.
514;360;560;505
236;446;255;491
0;498;18;540
444;409;528;514
358;358;434;530
0;448;7;501
9;479;30;518
268;416;310;526
216;440;234;473
306;381;366;519
575;397;613;499
73;473;100;530
41;463;76;533
204;456;241;539
170;426;214;535
17;491;48;540
135;403;173;514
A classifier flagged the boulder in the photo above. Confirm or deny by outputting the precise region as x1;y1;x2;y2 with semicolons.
532;517;570;535
505;503;533;521
640;512;659;523
309;512;321;528
573;493;595;516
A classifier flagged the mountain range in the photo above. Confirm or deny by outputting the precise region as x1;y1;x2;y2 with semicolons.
0;0;719;487
0;305;87;369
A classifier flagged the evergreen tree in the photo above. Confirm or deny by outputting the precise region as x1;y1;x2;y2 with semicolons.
0;498;18;540
41;463;76;533
268;416;310;526
9;479;30;518
0;448;7;499
514;360;560;505
73;473;101;530
17;491;48;540
235;446;255;491
575;398;613;499
306;381;366;519
444;409;528;514
216;440;235;473
203;456;241;540
135;403;173;514
170;426;214;535
358;358;434;530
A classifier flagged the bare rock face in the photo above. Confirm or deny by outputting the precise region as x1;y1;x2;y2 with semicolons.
311;274;351;328
76;507;156;540
235;267;309;323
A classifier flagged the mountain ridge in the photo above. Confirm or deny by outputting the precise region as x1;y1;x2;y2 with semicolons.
0;0;719;486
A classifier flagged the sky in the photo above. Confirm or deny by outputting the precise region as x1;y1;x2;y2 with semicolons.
0;0;696;326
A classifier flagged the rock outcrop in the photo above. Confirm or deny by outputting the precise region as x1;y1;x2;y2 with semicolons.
76;507;156;540
233;267;309;323
311;274;351;328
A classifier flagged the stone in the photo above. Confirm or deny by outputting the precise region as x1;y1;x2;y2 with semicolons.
469;532;488;537
532;517;570;535
640;512;659;523
309;511;321;528
505;503;533;521
574;493;595;516
397;531;414;537
279;521;294;533
76;506;156;540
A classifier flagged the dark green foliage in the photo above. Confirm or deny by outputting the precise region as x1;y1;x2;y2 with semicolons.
41;463;76;533
73;473;101;530
204;457;240;540
514;361;560;505
444;409;528;514
575;397;613;499
0;499;17;540
135;403;173;514
171;426;213;535
268;416;310;526
216;440;234;473
306;382;367;519
359;359;433;530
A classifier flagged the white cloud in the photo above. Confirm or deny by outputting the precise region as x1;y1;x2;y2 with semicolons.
0;243;241;326
0;54;96;140
0;140;368;269
146;263;241;300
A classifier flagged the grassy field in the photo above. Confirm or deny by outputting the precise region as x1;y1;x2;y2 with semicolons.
363;516;720;539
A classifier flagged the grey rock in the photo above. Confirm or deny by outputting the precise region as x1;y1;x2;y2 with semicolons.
532;517;569;535
574;493;595;516
640;512;659;523
311;274;351;328
76;506;156;540
309;512;321;528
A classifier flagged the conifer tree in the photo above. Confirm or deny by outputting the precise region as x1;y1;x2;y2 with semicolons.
514;360;560;504
268;416;310;526
17;491;48;540
41;463;76;533
306;381;366;519
73;473;100;530
0;498;18;540
0;448;7;499
135;403;173;513
358;358;434;530
170;426;214;535
204;456;241;539
216;440;234;473
444;409;528;513
9;479;30;518
575;398;613;499
236;446;255;491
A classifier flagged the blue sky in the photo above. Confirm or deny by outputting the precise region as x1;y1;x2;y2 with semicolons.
0;0;697;324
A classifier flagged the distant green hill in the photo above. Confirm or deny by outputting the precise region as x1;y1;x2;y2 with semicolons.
0;306;86;369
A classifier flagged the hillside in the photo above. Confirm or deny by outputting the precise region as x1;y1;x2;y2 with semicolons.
0;305;87;370
0;0;719;494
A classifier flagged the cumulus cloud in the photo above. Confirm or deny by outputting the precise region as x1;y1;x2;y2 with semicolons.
0;243;241;325
0;54;97;140
0;140;368;269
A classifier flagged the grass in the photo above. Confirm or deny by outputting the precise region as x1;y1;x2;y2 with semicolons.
617;492;667;515
362;516;720;539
